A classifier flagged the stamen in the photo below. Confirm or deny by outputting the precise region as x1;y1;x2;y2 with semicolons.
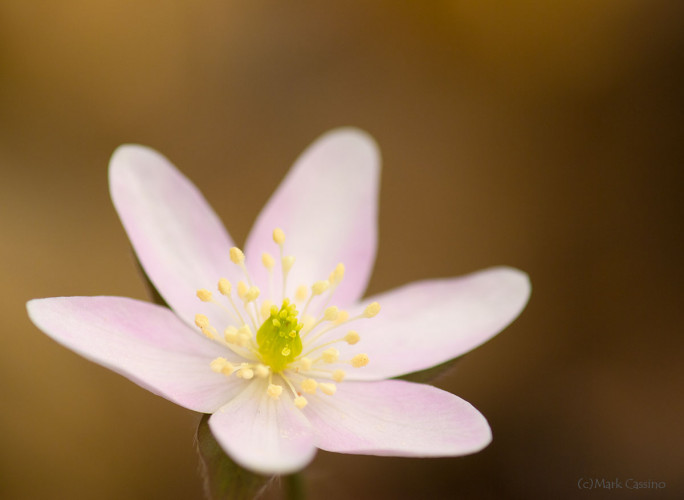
218;278;232;296
237;281;248;300
229;247;245;265
281;256;295;299
210;357;229;373
237;366;254;379
319;382;337;396
215;279;246;325
322;348;339;363
301;280;329;318
330;263;345;286
344;330;360;345
350;353;370;368
294;396;308;409
255;364;270;378
363;302;381;318
261;252;275;270
267;384;283;399
195;314;210;329
273;228;286;246
301;378;318;394
295;285;308;302
334;310;350;324
196;289;213;302
312;280;330;296
323;306;339;322
299;357;313;371
237;325;253;347
332;369;346;382
260;300;274;320
245;286;260;302
224;325;238;344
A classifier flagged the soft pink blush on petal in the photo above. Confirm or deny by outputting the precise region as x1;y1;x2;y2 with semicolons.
209;379;317;475
109;145;240;330
306;379;491;456
339;267;531;381
27;297;242;413
245;128;380;311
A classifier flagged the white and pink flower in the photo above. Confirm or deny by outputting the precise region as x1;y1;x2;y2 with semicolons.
27;128;530;475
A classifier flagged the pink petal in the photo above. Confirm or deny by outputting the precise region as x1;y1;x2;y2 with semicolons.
305;379;491;456
109;145;239;329
27;297;243;413
209;379;316;475
245;128;380;310
340;266;531;380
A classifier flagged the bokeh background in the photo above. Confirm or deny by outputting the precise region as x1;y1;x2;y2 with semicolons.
1;2;682;499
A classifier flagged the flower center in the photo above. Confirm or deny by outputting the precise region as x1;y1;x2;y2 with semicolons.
256;300;303;372
193;227;379;410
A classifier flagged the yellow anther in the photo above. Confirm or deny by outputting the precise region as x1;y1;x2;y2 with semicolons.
363;302;381;318
261;252;275;270
194;314;210;329
351;353;370;368
224;326;238;344
260;300;273;319
245;286;260;302
299;357;313;371
301;314;316;333
209;357;228;373
311;280;330;296
196;289;213;302
229;247;245;264
237;367;254;379
344;330;361;345
332;369;346;382
324;306;339;322
295;285;308;302
237;325;252;346
332;263;345;284
294;396;308;409
267;384;283;399
282;256;295;272
322;348;340;363
319;383;337;396
273;228;286;245
301;378;318;394
255;364;270;378
237;281;248;300
335;310;349;324
200;327;215;340
218;278;232;296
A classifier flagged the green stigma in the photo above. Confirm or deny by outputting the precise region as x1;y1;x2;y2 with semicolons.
256;299;303;372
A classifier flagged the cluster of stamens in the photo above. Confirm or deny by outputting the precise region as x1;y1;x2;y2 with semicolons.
194;228;379;409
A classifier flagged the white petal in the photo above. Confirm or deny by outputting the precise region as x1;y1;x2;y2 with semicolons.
27;296;242;413
306;380;491;456
340;267;531;380
209;379;316;475
245;128;380;310
109;145;239;329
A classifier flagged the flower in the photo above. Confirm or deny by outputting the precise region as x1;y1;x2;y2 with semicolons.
27;128;530;475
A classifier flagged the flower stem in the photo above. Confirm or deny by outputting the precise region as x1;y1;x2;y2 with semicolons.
284;473;306;500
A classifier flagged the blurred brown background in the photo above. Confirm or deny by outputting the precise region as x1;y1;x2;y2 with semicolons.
1;2;682;499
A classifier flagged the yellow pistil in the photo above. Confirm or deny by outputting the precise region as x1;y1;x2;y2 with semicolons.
256;299;303;372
